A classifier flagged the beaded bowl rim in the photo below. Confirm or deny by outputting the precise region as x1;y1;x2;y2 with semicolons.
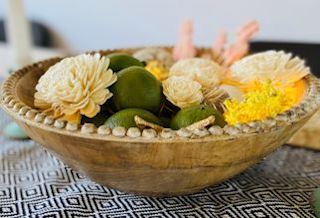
1;48;320;143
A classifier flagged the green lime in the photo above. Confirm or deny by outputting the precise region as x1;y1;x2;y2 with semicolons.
104;108;162;129
159;116;171;128
111;66;163;113
170;105;226;130
106;53;144;72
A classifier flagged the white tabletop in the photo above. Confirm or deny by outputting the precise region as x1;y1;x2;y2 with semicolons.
0;42;65;78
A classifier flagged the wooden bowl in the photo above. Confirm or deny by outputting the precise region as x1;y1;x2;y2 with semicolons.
289;109;320;150
1;48;320;196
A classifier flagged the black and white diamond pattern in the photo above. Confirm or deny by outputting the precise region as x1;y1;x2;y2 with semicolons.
0;110;319;218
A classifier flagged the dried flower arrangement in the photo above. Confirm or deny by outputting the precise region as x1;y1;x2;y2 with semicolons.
33;20;310;135
2;19;320;197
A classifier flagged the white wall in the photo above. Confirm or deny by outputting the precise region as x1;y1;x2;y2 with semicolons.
0;0;319;53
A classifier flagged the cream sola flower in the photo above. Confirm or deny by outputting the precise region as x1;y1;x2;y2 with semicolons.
229;50;310;84
162;76;204;109
34;53;117;123
165;58;229;109
169;58;224;88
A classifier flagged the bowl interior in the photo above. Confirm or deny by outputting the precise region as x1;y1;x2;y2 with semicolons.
16;59;61;108
15;58;310;117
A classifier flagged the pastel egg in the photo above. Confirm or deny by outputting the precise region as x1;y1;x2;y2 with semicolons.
3;122;29;140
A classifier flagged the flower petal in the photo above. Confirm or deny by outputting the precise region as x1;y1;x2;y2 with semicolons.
34;53;116;124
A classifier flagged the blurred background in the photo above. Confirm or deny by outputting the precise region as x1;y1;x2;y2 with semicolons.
0;0;319;52
0;0;320;75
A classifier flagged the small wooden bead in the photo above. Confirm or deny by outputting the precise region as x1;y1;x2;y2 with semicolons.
310;102;319;111
224;126;241;135
34;113;45;123
8;99;16;108
13;103;22;112
3;83;11;90
26;110;37;119
18;107;29;115
112;127;126;137
263;118;277;128
276;114;289;122
142;129;157;139
289;111;299;122
160;128;175;139
97;125;111;135
54;120;65;129
4;96;13;104
6;82;14;87
299;102;308;109
241;124;257;133
248;121;259;128
258;122;269;132
176;128;192;138
44;116;54;125
66;123;78;131
270;125;279;132
234;124;243;129
81;123;95;134
208;126;224;135
296;108;306;116
127;127;141;138
193;128;210;137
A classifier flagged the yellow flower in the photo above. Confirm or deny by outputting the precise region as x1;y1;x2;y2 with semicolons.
34;53;117;123
145;60;169;81
162;76;203;108
223;80;295;125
